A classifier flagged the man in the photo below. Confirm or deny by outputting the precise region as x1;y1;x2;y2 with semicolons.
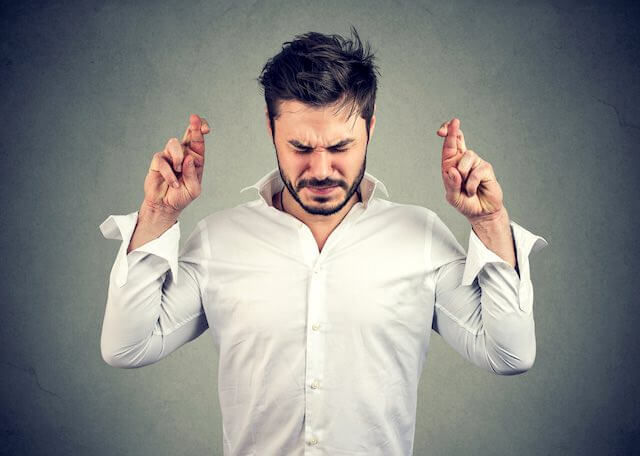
99;28;548;456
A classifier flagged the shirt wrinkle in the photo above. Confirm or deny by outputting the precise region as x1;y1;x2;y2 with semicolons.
99;167;548;455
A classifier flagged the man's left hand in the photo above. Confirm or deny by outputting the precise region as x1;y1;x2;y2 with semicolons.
437;117;505;224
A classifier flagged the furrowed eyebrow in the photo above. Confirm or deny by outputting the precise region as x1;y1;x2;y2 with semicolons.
288;138;356;149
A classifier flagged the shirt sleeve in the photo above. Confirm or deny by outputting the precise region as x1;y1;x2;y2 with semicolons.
427;212;548;375
98;210;210;368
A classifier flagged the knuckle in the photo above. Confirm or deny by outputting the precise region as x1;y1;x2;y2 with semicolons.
153;152;166;166
161;161;173;176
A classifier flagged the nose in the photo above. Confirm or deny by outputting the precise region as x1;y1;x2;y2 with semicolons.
307;150;333;181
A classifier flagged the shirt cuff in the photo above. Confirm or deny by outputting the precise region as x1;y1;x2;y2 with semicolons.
461;220;548;289
98;210;181;287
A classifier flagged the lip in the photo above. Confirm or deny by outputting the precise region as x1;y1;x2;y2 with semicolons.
307;185;338;194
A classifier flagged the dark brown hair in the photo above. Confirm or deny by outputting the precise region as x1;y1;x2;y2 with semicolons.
257;26;380;143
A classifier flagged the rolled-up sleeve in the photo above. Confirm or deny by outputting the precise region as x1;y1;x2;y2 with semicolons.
428;213;549;375
98;210;210;368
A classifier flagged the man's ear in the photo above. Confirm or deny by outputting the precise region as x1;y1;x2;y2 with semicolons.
368;107;376;141
265;107;274;142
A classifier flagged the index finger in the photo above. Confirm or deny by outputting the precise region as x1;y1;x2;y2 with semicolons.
188;114;208;156
181;115;211;144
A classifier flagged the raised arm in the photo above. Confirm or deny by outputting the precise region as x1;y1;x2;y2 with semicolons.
99;210;211;368
98;114;212;368
428;212;548;375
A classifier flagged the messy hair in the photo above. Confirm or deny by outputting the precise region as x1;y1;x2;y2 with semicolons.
257;25;380;142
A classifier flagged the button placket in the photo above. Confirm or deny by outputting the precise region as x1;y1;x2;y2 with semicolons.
304;266;327;450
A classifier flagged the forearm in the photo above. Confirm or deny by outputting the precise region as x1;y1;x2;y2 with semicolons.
127;202;179;253
469;207;518;274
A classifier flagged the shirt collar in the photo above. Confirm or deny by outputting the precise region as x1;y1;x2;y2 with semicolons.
239;167;389;209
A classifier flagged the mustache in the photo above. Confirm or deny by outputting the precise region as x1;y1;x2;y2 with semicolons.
299;179;345;189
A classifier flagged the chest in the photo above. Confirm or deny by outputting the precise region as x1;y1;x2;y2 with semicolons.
202;230;434;347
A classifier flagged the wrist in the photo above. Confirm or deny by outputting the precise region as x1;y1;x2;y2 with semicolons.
139;200;179;226
469;207;510;235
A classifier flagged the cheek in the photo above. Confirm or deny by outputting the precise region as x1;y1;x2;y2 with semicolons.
280;156;309;183
277;151;300;170
345;150;366;171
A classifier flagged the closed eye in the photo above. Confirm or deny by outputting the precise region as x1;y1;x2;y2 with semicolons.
294;147;348;153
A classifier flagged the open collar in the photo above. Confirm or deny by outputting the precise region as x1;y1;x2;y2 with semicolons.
239;167;389;209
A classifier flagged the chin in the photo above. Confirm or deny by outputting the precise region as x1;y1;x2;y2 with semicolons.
302;193;350;216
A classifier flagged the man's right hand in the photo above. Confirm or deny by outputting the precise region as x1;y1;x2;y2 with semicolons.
142;114;211;218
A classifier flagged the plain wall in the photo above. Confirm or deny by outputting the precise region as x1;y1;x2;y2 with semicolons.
1;0;638;454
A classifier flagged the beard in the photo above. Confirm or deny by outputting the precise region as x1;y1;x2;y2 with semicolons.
275;148;367;216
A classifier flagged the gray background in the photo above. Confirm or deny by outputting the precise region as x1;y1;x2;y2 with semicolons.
1;0;638;454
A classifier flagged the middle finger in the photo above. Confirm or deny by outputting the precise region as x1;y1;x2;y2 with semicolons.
439;120;467;152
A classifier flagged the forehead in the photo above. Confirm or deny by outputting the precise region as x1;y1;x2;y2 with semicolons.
275;99;364;142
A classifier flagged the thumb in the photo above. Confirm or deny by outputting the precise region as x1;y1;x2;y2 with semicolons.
182;156;200;198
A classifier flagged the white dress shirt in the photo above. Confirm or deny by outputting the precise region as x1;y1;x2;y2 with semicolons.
99;167;548;456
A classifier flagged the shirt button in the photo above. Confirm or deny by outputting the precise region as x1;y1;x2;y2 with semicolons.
310;380;320;389
307;437;318;445
312;323;320;331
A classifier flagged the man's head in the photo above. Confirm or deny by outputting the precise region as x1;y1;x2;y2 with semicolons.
257;27;380;216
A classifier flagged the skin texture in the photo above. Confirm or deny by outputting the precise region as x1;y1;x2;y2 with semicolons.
266;99;375;251
437;117;517;270
128;114;211;254
144;114;211;215
437;117;504;221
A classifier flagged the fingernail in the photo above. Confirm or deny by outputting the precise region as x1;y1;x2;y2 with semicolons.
173;181;180;188
176;164;181;172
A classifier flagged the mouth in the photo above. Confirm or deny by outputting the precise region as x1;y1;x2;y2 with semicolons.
307;185;338;195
